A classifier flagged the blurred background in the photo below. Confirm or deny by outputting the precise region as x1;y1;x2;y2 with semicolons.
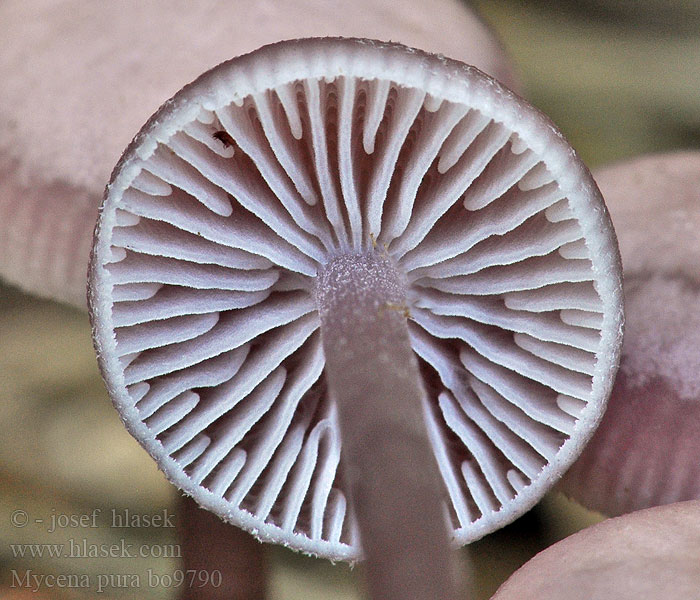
1;0;699;598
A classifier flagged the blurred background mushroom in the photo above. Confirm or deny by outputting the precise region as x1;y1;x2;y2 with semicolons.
559;151;700;516
1;1;699;599
0;0;516;309
491;500;700;600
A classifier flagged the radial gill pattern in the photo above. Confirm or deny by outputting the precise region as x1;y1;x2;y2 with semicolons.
89;39;623;560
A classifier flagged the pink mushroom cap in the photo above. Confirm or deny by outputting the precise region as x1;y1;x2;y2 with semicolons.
0;0;517;307
492;500;700;600
560;151;700;516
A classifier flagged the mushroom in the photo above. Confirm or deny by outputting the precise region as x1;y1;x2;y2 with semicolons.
0;0;517;308
88;37;623;599
491;500;700;600
0;3;520;596
559;151;700;516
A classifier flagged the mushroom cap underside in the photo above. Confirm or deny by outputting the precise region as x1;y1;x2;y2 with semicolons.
89;38;623;560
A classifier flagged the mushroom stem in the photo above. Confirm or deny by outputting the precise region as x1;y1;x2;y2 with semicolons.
178;495;267;600
316;251;458;600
